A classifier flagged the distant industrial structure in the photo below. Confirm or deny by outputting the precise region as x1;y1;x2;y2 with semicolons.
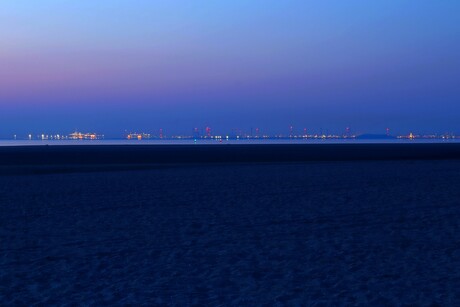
126;133;151;140
68;132;104;140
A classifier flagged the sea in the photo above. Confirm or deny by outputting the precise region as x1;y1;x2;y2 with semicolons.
0;138;459;146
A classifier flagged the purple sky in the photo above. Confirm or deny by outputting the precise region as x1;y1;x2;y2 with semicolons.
1;1;459;137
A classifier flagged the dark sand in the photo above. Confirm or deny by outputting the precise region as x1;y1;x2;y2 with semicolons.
0;143;459;169
1;145;460;305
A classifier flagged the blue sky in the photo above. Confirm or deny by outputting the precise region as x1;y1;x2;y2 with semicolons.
1;1;459;136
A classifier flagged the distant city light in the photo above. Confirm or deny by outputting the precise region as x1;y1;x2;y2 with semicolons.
2;128;457;142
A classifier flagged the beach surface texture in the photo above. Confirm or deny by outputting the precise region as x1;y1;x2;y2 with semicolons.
1;144;460;305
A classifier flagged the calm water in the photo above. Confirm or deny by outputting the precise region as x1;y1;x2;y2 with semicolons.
0;138;459;146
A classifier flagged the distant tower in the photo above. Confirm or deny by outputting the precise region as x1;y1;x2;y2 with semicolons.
193;127;199;139
159;128;164;139
345;127;351;137
303;128;307;137
206;127;211;138
255;128;260;138
386;128;390;136
289;125;294;138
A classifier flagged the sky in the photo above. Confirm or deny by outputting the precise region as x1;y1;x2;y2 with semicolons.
1;0;459;137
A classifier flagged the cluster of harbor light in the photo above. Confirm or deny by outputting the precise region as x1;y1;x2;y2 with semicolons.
17;132;104;140
397;133;457;140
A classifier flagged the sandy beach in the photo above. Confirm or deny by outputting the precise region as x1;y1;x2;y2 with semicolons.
1;148;460;304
